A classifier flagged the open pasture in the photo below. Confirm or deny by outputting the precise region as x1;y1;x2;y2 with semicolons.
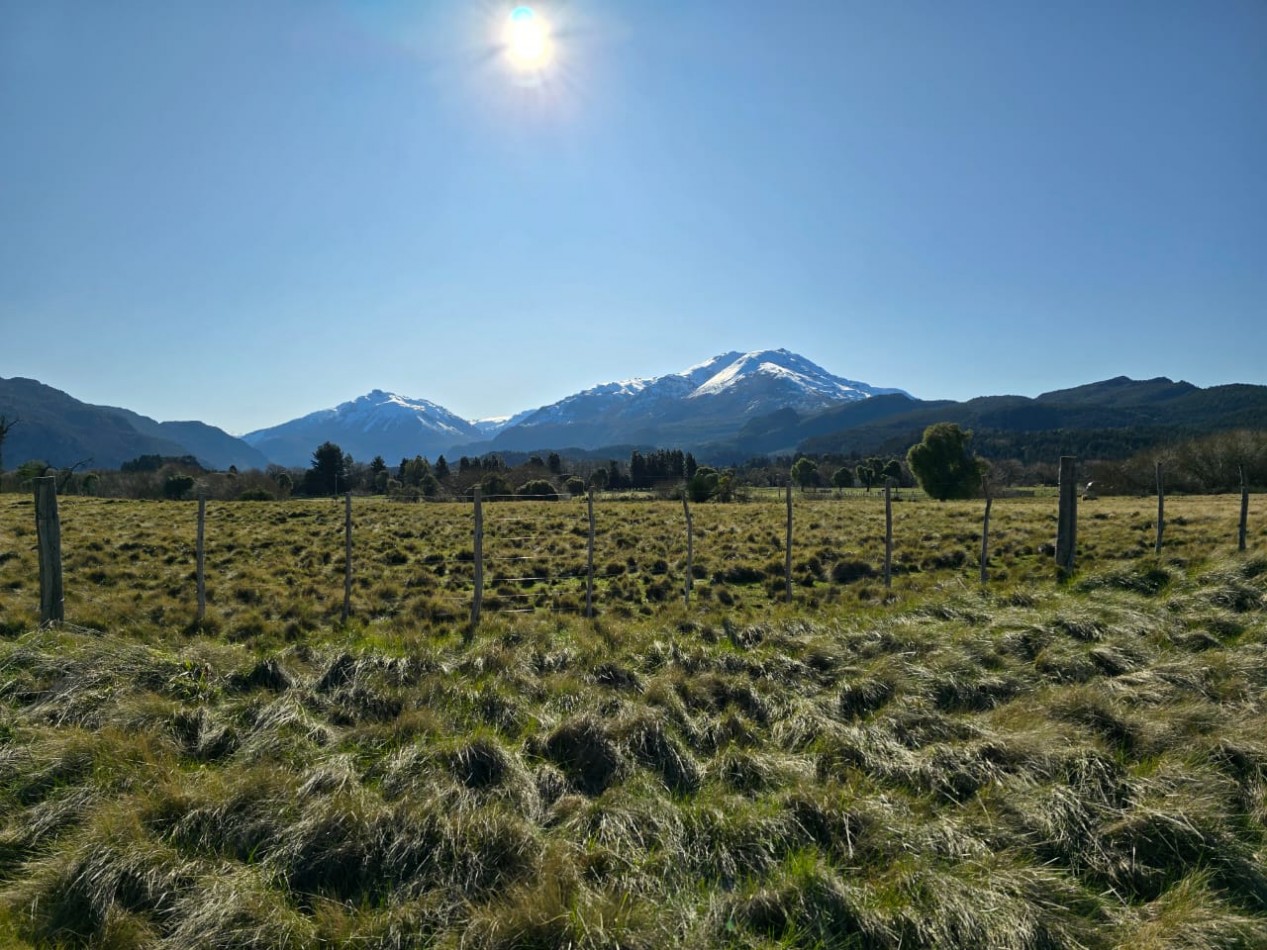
0;493;1264;948
0;491;1258;641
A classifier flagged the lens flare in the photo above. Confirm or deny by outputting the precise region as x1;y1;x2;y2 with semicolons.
505;6;552;71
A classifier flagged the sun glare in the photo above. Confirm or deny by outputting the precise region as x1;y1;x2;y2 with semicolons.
505;6;552;72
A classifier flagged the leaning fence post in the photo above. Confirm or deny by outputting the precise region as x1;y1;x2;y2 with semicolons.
682;493;693;606
586;487;595;618
980;475;992;585
196;492;207;624
1056;456;1078;574
471;486;484;628
784;484;793;603
884;478;893;590
1155;461;1165;555
34;476;64;624
342;491;352;623
1240;465;1250;552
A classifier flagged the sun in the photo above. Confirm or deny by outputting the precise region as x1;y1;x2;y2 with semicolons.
504;6;553;72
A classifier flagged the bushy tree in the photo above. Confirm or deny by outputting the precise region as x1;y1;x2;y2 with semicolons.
856;465;875;492
791;457;819;490
830;467;853;490
565;476;587;496
435;455;450;480
906;423;987;500
590;468;608;491
547;452;562;474
479;473;514;498
399;455;431;487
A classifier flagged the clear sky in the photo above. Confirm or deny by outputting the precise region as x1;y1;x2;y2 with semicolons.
2;1;1264;435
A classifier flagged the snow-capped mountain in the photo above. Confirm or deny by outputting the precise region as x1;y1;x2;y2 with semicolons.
483;349;907;451
242;390;482;467
470;408;538;439
240;350;907;464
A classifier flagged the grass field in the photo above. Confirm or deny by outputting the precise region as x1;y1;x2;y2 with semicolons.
0;492;1263;947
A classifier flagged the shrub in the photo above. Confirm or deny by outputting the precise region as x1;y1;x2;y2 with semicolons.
163;473;195;500
517;479;559;501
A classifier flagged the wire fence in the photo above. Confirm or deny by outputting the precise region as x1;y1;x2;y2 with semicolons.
0;473;1257;633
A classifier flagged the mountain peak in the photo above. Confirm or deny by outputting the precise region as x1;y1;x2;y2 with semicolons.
477;347;903;452
243;390;481;466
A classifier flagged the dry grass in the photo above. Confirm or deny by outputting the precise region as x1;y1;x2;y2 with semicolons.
0;495;1263;946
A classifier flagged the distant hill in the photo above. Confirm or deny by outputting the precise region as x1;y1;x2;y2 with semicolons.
782;377;1267;462
6;368;1263;474
98;407;268;471
0;377;267;471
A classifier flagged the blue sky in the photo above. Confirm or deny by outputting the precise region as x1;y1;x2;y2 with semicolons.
2;1;1263;435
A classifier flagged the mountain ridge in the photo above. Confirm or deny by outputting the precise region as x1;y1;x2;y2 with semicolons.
237;348;906;465
5;361;1265;473
474;348;906;453
0;377;267;471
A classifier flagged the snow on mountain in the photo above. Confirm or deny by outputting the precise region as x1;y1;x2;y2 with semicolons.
471;408;538;438
693;351;860;400
485;349;906;451
242;350;908;463
243;390;482;467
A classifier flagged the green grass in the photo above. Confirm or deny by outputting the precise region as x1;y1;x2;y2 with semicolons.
0;494;1263;946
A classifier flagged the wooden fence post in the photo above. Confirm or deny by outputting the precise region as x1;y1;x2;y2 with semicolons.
1240;465;1250;553
471;486;484;628
785;484;793;603
342;491;352;623
884;478;893;590
586;487;595;618
34;476;64;624
1056;456;1078;574
980;475;992;585
1155;461;1165;555
196;492;206;624
682;493;693;606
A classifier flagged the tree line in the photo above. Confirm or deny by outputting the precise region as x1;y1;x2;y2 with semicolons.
2;424;1263;502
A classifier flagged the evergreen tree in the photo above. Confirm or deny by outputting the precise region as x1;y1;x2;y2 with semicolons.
305;441;346;495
